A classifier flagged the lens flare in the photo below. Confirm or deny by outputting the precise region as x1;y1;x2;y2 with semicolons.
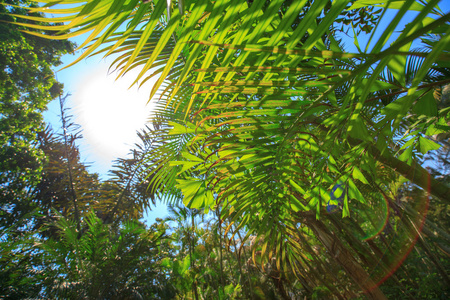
361;194;390;242
362;172;431;293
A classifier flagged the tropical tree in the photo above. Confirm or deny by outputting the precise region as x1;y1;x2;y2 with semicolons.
99;126;164;224
0;213;48;299
164;204;296;299
164;204;204;299
0;0;74;230
0;106;181;299
12;0;450;298
34;212;174;299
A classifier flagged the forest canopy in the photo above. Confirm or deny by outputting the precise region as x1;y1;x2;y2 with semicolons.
1;0;449;299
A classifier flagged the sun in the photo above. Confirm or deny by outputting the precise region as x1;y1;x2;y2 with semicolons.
72;62;157;168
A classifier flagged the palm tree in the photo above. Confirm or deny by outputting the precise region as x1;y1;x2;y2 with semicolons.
12;0;450;297
165;204;204;299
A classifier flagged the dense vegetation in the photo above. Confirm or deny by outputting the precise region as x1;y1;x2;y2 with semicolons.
1;0;449;299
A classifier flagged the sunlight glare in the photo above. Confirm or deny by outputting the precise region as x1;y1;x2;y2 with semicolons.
73;63;156;167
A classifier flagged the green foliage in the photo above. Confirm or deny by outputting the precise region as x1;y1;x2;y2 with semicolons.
0;215;47;299
7;0;450;298
39;212;175;299
0;0;74;194
0;0;75;235
31;127;99;232
164;205;297;299
1;211;177;299
1;106;157;233
100;126;175;224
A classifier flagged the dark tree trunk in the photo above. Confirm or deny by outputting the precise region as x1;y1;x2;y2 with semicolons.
303;215;387;300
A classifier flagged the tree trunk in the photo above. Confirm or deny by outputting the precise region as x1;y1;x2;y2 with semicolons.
347;136;450;204
304;215;387;300
190;214;199;300
316;122;450;203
